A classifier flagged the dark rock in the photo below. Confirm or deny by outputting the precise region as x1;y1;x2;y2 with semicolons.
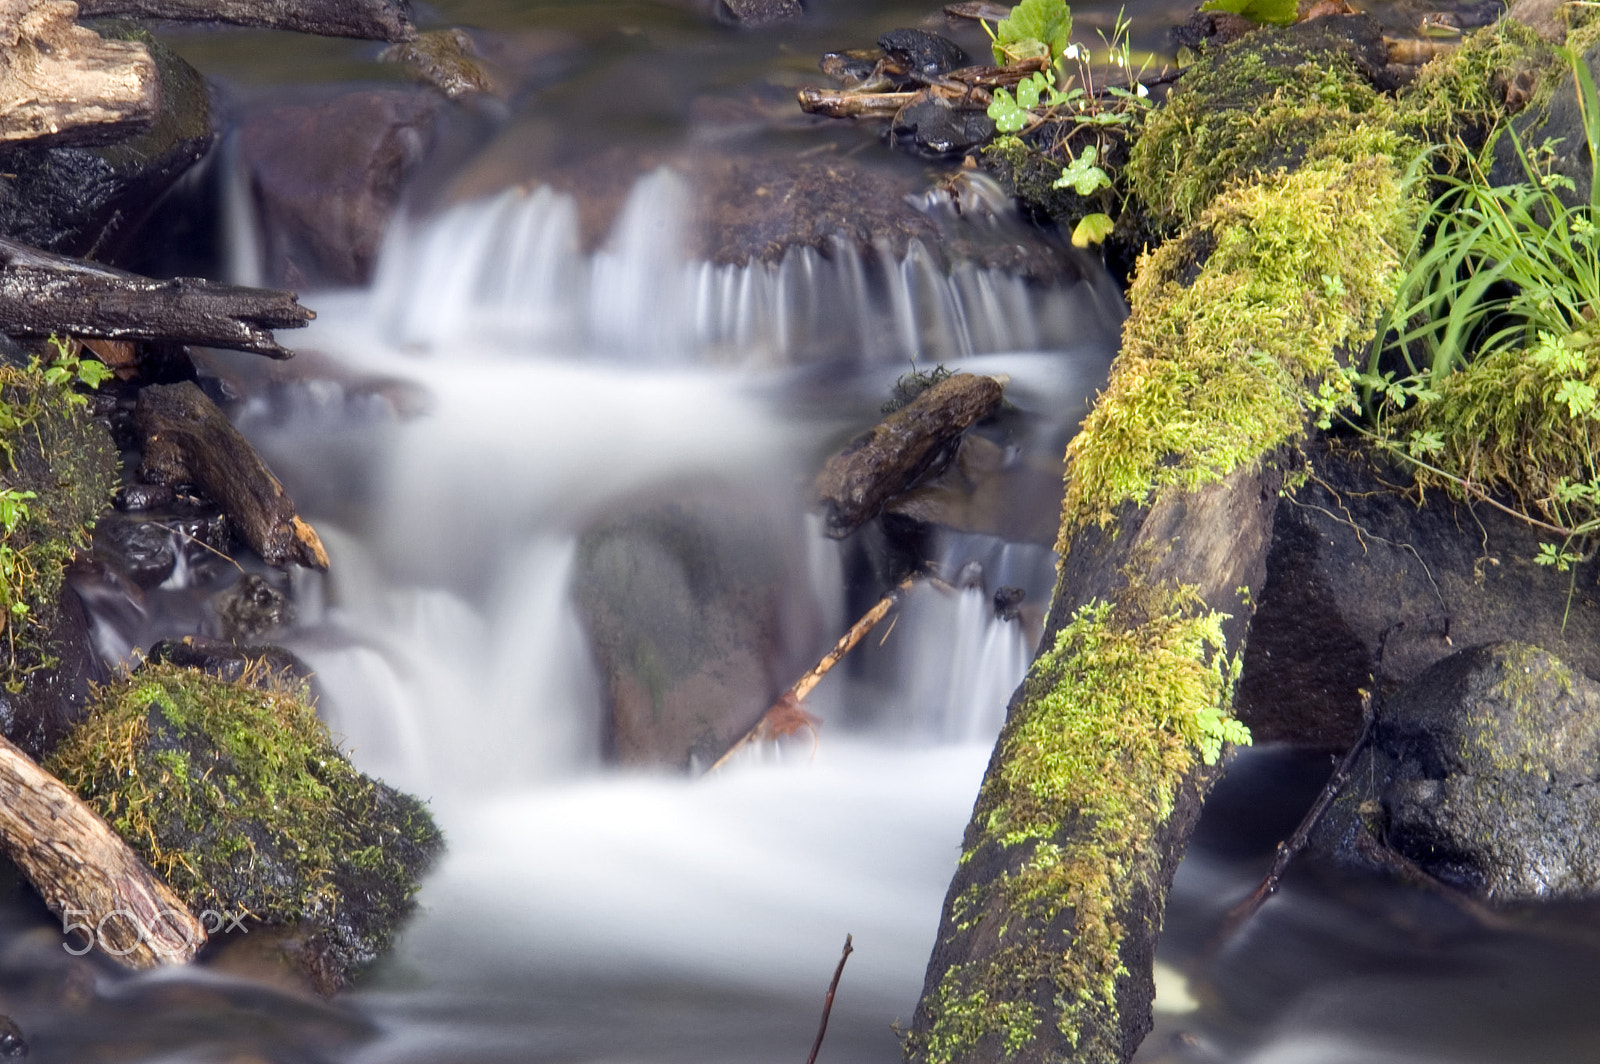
1235;439;1600;747
0;30;211;262
93;513;176;587
993;586;1025;621
888;92;995;159
570;483;822;770
1317;643;1600;901
0;1015;25;1058
148;635;311;688
214;573;294;642
237;89;441;287
820;48;885;87
877;28;968;80
718;0;802;26
1170;10;1257;51
115;482;175;511
1490;41;1600;205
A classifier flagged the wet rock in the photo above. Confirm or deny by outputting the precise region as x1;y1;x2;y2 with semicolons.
1235;439;1600;747
0;30;211;262
147;635;310;688
877;28;968;80
113;482;174;511
380;29;494;100
92;513;175;587
820;48;885;88
214;573;294;642
237;88;441;287
570;483;822;770
993;586;1025;622
0;1015;25;1057
1490;41;1600;205
887;92;995;159
717;0;802;27
1318;643;1600;901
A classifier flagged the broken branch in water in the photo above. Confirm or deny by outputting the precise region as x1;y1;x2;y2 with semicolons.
805;933;854;1064
705;577;918;774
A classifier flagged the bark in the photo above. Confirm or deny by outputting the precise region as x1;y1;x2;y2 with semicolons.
0;733;205;967
814;373;1003;538
0;0;159;148
136;381;330;571
907;462;1282;1064
75;0;416;41
0;237;312;357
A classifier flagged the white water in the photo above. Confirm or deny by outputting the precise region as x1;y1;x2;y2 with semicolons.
177;169;1123;1061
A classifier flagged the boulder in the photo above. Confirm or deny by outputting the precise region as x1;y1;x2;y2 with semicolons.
570;483;822;770
236;88;441;287
1316;643;1600;902
717;0;801;26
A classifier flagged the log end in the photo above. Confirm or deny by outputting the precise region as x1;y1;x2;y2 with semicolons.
291;517;330;571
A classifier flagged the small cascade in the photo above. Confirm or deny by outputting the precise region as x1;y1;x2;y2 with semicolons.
360;169;1118;366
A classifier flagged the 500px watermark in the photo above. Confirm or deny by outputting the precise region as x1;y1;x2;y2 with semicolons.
61;905;247;957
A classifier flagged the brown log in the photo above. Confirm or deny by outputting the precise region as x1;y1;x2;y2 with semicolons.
136;381;330;571
814;373;1004;538
0;732;205;967
75;0;416;41
0;237;313;358
0;0;159;148
798;87;916;119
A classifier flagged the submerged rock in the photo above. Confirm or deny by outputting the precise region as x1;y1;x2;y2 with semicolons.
571;484;821;770
717;0;802;26
46;663;443;993
1318;643;1600;902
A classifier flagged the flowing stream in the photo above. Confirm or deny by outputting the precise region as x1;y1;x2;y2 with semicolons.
11;2;1600;1061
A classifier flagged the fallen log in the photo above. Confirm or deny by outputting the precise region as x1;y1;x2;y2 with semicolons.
75;0;417;41
0;237;313;357
0;732;205;967
0;0;159;148
814;372;1003;538
136;381;330;571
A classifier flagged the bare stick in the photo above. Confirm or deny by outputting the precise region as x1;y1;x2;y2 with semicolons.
1212;622;1404;948
705;578;916;774
806;933;854;1064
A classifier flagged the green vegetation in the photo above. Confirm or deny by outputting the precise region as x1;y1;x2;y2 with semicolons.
48;663;442;981
1198;0;1296;28
0;339;116;679
906;585;1245;1062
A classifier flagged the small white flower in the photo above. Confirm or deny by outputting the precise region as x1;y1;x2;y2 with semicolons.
1136;82;1149;98
1064;43;1079;59
1115;53;1125;67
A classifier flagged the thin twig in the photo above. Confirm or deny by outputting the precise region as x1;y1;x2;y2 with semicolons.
1210;622;1403;951
805;934;854;1064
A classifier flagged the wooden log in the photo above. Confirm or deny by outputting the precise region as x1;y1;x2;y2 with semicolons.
0;732;205;967
136;381;330;571
74;0;416;41
814;373;1003;538
0;237;313;357
0;0;159;148
798;87;916;119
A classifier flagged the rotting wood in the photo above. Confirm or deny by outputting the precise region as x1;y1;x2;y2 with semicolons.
75;0;417;41
0;0;159;148
136;381;330;571
798;62;1045;119
814;373;1004;539
0;237;313;358
706;576;917;773
0;732;205;968
805;934;854;1064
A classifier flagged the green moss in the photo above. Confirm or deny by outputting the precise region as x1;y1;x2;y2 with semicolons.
905;587;1246;1062
1127;29;1402;229
1060;155;1415;538
47;663;442;978
1395;20;1558;147
0;354;117;684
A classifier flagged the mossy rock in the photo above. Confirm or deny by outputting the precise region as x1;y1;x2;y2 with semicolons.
0;347;119;758
47;663;443;992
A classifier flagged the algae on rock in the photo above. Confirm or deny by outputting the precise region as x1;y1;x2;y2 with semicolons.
48;663;443;990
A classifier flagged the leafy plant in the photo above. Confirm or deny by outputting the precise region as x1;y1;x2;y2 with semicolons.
988;0;1073;67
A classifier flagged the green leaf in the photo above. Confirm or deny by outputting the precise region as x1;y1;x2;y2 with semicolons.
1072;212;1115;247
1555;377;1598;418
993;0;1072;65
987;87;1030;133
1054;146;1111;196
1198;0;1295;27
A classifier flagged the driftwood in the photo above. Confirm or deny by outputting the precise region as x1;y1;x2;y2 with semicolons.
805;934;854;1064
0;237;313;358
0;733;204;967
136;381;330;571
814;374;1003;538
75;0;416;41
798;61;1046;119
0;0;159;148
707;576;916;773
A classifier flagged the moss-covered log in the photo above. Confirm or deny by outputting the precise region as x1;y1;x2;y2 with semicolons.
907;23;1433;1064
